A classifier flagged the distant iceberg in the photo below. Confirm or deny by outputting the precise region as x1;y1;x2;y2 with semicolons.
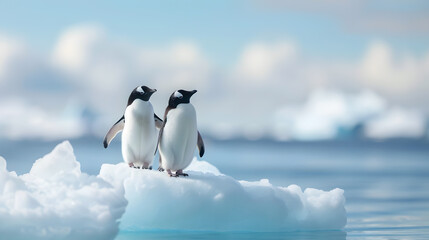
0;141;346;239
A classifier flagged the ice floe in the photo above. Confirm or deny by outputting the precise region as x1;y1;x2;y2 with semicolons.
0;141;346;239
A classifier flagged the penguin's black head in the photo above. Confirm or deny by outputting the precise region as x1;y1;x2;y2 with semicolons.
127;86;157;106
168;89;197;108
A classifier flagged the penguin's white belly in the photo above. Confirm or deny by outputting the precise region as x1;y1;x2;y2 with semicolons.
121;101;157;165
160;104;197;171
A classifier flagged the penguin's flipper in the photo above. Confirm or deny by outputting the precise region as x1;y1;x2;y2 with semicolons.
153;118;167;156
103;116;125;148
154;113;163;129
197;131;205;157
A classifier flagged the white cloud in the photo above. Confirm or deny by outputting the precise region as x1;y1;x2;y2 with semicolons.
0;36;40;89
235;42;297;83
52;25;105;73
364;108;427;139
52;25;136;115
218;40;428;140
0;26;428;140
0;36;23;80
360;41;426;94
230;40;429;110
51;25;213;118
0;25;215;140
136;41;212;91
0;99;86;140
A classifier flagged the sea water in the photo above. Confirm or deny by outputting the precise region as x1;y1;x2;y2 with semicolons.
1;137;428;239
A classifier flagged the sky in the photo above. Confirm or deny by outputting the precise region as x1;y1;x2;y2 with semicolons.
0;0;428;140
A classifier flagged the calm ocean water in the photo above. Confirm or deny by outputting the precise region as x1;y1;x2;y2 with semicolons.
1;137;428;239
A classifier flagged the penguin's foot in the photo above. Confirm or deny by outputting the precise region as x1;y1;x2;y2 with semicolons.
128;163;140;169
176;169;189;177
149;166;153;170
129;163;140;169
167;169;178;177
141;163;150;169
158;167;165;172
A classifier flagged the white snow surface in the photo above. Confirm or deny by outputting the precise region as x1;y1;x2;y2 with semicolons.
0;141;346;239
0;141;127;240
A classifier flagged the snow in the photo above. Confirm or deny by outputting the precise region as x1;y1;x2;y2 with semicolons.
0;141;346;239
0;141;126;240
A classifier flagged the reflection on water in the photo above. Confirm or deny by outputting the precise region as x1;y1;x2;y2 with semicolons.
116;230;346;240
347;226;429;239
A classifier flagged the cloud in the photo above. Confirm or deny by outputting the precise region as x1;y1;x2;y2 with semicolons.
355;41;429;114
0;25;428;140
256;0;429;35
136;41;213;92
0;36;40;89
0;25;214;140
52;25;105;73
213;40;428;140
0;36;23;81
51;25;137;115
235;42;297;83
0;99;86;140
360;41;429;94
51;25;213;118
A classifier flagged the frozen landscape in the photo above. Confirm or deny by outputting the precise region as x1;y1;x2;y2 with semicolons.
1;137;429;240
0;141;346;239
1;1;429;239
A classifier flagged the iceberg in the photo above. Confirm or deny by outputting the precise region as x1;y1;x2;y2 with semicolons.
0;141;126;240
0;141;346;239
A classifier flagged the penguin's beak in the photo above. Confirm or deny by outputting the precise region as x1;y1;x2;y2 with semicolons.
150;88;157;93
186;90;197;98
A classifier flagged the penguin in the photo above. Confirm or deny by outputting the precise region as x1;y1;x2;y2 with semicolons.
157;89;205;177
103;86;163;169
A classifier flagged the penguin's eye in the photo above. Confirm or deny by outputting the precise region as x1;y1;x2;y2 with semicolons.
136;86;144;94
173;91;183;99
